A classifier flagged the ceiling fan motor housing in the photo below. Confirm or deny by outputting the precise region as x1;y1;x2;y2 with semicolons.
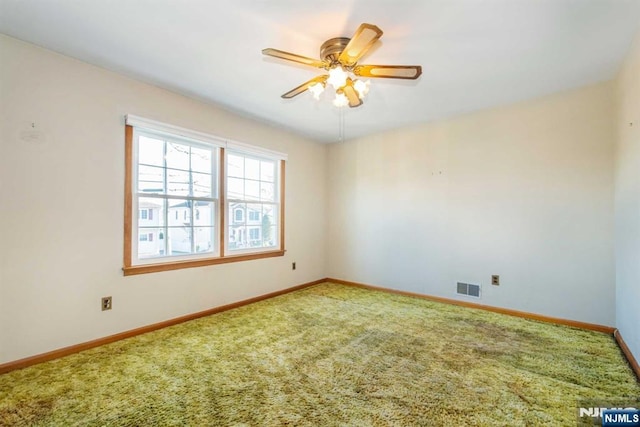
320;37;351;64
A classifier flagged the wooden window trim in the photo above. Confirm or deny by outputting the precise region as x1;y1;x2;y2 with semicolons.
279;159;285;249
123;125;285;276
123;125;134;269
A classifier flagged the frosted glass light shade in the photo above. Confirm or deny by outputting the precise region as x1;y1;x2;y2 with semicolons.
327;66;348;90
308;82;325;100
354;79;370;98
333;92;349;107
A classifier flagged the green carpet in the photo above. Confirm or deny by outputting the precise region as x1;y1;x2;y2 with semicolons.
1;282;638;426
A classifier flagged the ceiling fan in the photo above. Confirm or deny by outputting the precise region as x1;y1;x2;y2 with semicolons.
262;23;422;108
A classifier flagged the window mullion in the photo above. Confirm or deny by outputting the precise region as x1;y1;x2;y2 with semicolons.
163;140;169;257
219;147;226;257
190;200;195;254
188;147;195;254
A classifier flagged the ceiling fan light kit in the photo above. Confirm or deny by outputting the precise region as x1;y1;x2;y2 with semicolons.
262;23;422;108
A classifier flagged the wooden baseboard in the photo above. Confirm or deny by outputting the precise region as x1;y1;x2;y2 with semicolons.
0;278;326;375
614;329;640;381
328;278;616;334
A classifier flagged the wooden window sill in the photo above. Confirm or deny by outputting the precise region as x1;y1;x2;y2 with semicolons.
123;250;285;276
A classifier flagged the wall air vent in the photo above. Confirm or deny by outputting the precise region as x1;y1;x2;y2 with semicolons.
457;282;481;298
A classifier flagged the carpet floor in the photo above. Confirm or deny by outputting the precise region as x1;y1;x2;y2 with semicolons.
0;282;638;426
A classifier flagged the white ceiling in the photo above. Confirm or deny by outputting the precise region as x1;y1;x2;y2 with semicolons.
1;0;640;143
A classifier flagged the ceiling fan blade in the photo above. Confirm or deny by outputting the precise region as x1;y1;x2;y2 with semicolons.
281;75;328;99
262;48;326;68
353;64;422;79
342;83;363;108
338;23;383;67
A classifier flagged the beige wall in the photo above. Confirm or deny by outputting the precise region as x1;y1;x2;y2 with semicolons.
327;82;616;326
615;30;640;363
0;35;327;364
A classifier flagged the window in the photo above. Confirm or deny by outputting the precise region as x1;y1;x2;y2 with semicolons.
124;115;286;275
226;152;279;252
134;131;217;261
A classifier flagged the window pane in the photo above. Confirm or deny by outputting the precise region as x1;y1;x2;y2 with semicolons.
267;226;277;247
260;161;274;182
194;201;214;226
228;154;244;178
192;172;212;198
248;227;261;247
167;169;190;196
226;202;278;251
138;165;165;194
191;147;212;174
138;228;165;258
138;198;165;227
245;158;260;180
247;204;261;223
262;207;276;247
228;177;244;200
260;182;274;202
245;180;260;201
166;142;190;170
168;199;191;226
194;227;214;253
168;226;193;256
228;225;246;250
139;135;164;166
263;205;276;224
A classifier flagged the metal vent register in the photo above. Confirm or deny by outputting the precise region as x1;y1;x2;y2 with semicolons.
457;282;481;298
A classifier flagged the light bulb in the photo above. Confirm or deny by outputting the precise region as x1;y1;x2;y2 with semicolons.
354;79;370;99
308;82;325;100
333;92;349;108
327;66;348;90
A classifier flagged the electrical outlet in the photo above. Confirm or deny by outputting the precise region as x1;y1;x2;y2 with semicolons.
292;262;296;270
491;275;500;286
101;296;112;311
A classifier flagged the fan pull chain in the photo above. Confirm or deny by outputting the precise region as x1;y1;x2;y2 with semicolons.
338;108;345;142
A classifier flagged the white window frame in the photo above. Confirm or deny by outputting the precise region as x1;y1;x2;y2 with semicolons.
131;128;219;266
224;150;281;255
